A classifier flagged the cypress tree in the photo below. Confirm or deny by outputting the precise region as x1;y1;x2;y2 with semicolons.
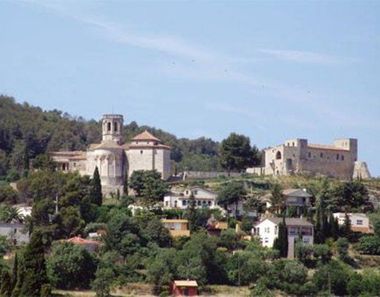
90;167;102;206
18;230;49;297
273;217;288;258
0;270;12;297
187;193;197;233
10;253;18;292
329;212;338;240
123;173;128;196
343;212;351;237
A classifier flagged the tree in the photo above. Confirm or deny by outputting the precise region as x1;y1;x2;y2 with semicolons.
313;261;351;296
90;167;102;206
129;170;168;201
92;265;115;297
129;170;145;197
217;182;246;217
0;184;18;204
47;242;97;289
273;218;288;258
336;238;350;263
220;133;260;173
226;251;266;286
187;194;197;232
123;173;128;196
0;270;12;297
269;183;284;214
18;230;49;297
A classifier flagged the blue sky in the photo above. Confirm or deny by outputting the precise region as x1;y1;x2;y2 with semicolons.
0;0;379;176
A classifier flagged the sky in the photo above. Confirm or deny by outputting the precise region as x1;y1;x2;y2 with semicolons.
0;0;379;176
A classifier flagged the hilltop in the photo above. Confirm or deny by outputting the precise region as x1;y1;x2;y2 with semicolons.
0;95;221;180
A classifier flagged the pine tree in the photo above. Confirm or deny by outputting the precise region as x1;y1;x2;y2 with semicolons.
18;230;49;297
90;167;102;206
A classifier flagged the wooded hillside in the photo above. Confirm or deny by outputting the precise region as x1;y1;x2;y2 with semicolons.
0;95;221;180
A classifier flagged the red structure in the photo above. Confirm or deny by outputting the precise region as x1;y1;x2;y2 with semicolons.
171;280;198;296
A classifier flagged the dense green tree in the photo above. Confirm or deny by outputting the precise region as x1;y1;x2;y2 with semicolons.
220;133;260;172
90;167;102;206
18;230;49;297
273;219;288;258
147;248;177;295
313;260;351;296
0;185;18;204
0;270;12;297
47;242;97;289
217;182;246;217
129;170;168;201
269;183;284;214
336;238;350;263
357;235;380;255
333;181;370;211
92;265;115;297
129;170;145;196
226;251;266;286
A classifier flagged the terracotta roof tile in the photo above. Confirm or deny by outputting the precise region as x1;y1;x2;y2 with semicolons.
132;130;161;142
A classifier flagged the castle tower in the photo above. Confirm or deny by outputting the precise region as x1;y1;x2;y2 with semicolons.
102;114;123;144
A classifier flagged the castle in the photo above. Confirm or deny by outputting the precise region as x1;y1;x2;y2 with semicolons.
50;114;171;196
247;138;371;179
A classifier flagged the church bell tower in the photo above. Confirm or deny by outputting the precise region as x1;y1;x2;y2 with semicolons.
102;114;123;144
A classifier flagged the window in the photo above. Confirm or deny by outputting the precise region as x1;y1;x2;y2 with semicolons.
274;226;278;235
107;122;111;131
140;150;143;154
341;155;344;161
292;142;295;146
114;122;118;132
197;201;201;206
264;227;270;233
308;152;311;158
182;200;187;206
208;201;212;206
264;238;269;243
165;201;169;206
320;153;324;158
174;201;177;208
276;151;282;160
193;190;198;195
356;220;363;225
336;154;339;160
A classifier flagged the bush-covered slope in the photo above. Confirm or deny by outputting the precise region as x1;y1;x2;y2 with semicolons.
0;95;221;179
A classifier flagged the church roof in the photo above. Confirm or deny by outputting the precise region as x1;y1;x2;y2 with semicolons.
89;141;123;150
132;130;161;142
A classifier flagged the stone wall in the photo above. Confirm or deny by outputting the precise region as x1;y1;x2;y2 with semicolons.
182;171;242;180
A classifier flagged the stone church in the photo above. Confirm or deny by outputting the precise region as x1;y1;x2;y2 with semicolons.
50;114;171;196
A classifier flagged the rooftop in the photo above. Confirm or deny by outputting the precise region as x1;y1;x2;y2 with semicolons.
174;280;198;287
132;130;161;142
263;217;313;227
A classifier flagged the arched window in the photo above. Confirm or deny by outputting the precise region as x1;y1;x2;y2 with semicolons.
114;122;118;132
276;151;282;160
107;122;111;131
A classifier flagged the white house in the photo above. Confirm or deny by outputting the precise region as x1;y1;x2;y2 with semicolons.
164;187;217;209
254;217;314;258
333;212;372;233
0;223;30;245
